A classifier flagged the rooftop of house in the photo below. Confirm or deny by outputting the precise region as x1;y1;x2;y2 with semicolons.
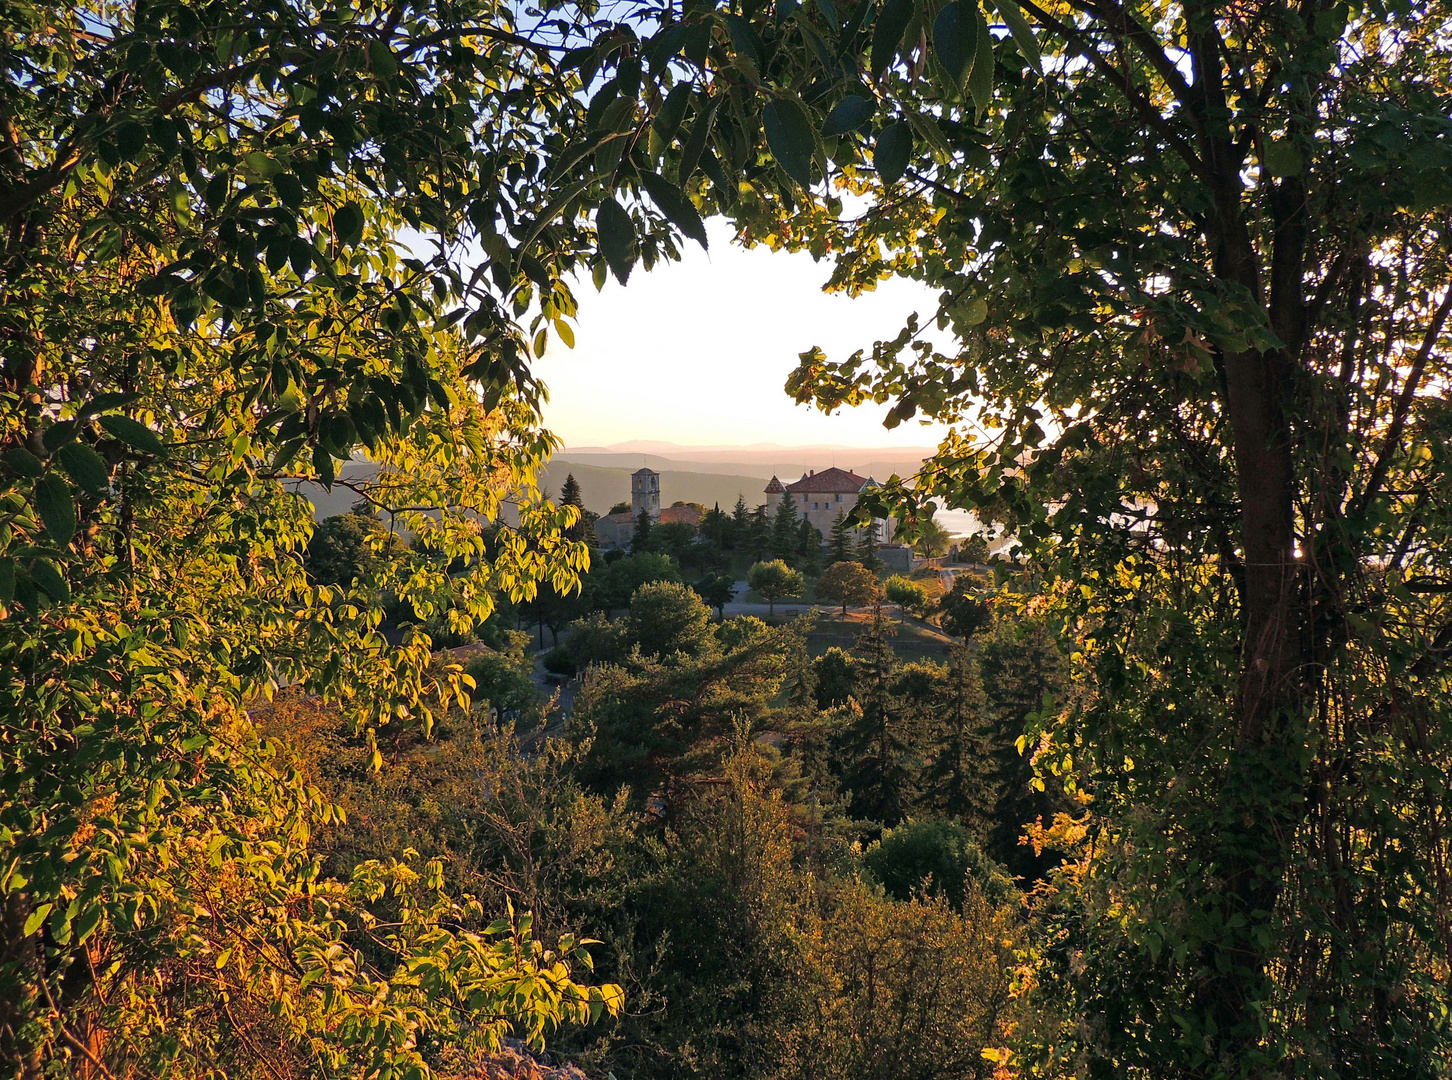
603;504;702;527
775;467;872;495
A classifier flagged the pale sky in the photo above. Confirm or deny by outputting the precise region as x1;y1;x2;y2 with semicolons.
533;219;953;450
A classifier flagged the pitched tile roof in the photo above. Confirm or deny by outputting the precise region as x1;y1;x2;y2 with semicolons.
784;467;870;494
763;475;786;494
660;504;702;526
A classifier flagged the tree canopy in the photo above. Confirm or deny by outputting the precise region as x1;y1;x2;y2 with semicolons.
5;0;1452;1072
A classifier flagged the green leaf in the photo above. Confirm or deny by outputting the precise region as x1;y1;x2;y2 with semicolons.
0;558;13;603
823;95;875;137
35;474;76;547
639;173;708;249
1263;140;1304;177
996;0;1042;74
289;237;313;278
874;121;913;184
312;444;335;490
596;198;637;285
701;150;733;201
99;414;167;457
933;1;978;88
27;558;69;604
334;202;364;247
42;421;78;453
57;443;109;495
871;0;914;78
369;39;397;77
763;98;817;190
113;121;148;160
678;96;721;183
968;7;995;115
23;904;52;938
653;83;693;148
1;448;43;478
273;172;304;209
519;252;553;292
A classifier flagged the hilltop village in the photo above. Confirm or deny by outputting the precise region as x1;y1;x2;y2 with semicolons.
590;465;921;568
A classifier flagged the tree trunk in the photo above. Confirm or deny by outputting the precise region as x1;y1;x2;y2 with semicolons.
0;894;45;1080
1199;195;1309;1070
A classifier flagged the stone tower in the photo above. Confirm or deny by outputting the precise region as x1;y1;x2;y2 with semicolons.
631;467;661;523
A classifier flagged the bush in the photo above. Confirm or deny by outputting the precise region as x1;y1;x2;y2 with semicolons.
566;611;628;668
463;630;540;721
542;643;577;676
862;817;1018;910
813;647;857;708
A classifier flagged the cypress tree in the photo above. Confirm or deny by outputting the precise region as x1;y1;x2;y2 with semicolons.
701;501;729;548
632;508;653;551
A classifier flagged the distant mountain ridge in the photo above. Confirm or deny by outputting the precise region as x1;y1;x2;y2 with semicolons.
556;441;938;484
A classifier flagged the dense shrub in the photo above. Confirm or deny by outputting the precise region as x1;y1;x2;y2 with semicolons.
862;818;1017;909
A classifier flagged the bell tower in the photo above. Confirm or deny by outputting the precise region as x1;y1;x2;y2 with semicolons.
631;467;661;522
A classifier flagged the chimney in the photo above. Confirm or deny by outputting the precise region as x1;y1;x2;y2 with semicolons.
809;469;814;476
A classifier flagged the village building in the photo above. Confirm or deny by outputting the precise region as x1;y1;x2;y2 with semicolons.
594;467;703;547
763;467;898;542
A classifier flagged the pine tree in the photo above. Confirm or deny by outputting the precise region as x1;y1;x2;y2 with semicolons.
925;642;994;832
560;472;583;508
829;510;853;563
979;619;1068;881
747;505;771;558
855;519;881;570
795;517;823;575
632;508;653;550
831;610;915;827
559;472;596;544
771;498;799;561
730;494;750;550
